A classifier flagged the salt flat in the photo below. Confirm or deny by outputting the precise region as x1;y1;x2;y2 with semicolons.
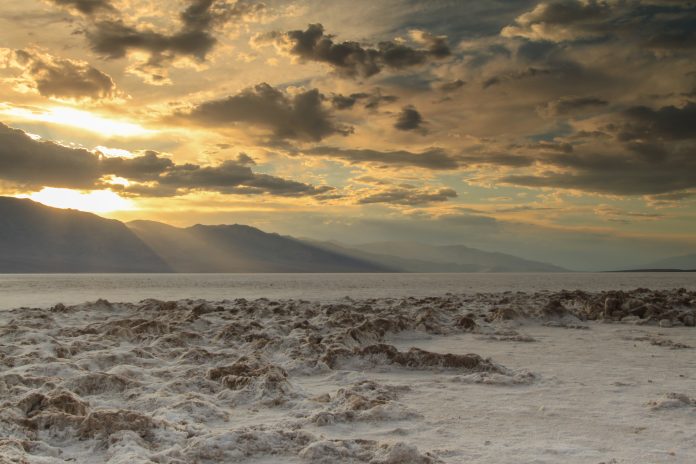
0;289;694;463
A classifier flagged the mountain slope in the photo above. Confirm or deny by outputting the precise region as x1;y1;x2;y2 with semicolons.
639;253;696;271
128;220;392;273
0;197;171;272
310;240;567;272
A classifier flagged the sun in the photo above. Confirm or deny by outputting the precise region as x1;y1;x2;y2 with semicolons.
18;188;135;214
0;105;154;138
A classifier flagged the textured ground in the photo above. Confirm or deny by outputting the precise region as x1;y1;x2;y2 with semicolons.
0;289;695;463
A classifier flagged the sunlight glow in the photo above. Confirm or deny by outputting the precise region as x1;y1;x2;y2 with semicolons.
18;188;135;213
96;146;136;158
0;105;154;137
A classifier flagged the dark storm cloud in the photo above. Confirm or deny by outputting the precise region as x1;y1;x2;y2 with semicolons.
175;83;352;141
266;23;450;78
358;186;457;206
85;1;264;71
303;146;460;170
394;106;425;131
0;123;332;198
540;96;608;116
49;0;115;15
9;49;117;100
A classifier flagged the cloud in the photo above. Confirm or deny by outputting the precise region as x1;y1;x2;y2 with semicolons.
2;48;117;101
502;0;612;42
435;79;466;92
302;146;460;170
394;105;425;132
502;1;696;50
174;83;352;141
539;96;608;117
500;102;696;195
153;157;333;197
593;204;663;223
101;151;175;182
616;102;696;142
0;122;101;189
482;66;553;89
81;0;265;83
259;23;450;78
462;152;536;168
357;185;457;206
49;0;115;16
330;89;398;110
0;122;333;198
302;146;538;170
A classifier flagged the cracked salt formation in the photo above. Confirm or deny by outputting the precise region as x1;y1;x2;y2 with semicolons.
0;289;694;462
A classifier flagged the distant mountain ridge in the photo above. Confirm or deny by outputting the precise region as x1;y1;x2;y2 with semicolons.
0;197;568;273
128;220;390;273
0;197;170;272
308;240;566;273
635;253;696;271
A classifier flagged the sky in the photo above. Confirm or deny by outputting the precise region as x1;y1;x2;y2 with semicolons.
0;0;695;270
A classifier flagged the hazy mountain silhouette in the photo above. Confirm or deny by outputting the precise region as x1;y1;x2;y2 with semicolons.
636;253;696;271
128;220;391;272
0;197;566;273
309;240;567;272
0;197;171;272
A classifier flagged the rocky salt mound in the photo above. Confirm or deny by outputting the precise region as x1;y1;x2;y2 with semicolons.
0;288;695;463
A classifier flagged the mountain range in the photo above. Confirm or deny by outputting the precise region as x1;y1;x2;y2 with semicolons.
1;196;689;273
0;197;170;272
633;254;696;271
